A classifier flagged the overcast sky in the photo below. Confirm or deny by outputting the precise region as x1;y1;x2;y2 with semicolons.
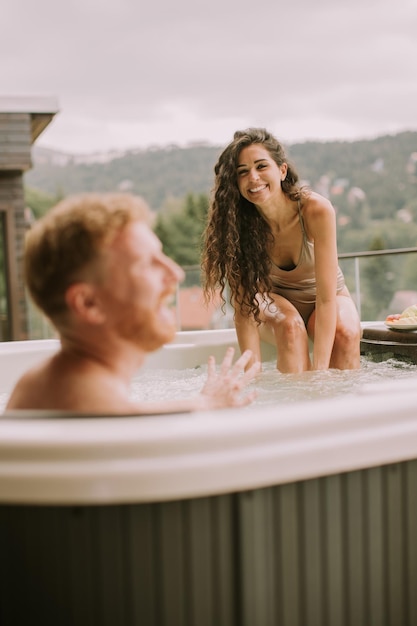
2;0;416;154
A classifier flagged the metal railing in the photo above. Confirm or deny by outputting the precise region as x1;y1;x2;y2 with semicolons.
178;247;417;328
338;246;417;319
23;247;417;338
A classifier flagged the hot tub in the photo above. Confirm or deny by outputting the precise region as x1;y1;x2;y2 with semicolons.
1;329;417;626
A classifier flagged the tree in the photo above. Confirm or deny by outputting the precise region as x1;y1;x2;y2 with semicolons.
361;235;396;320
24;187;60;219
154;193;209;269
398;252;417;292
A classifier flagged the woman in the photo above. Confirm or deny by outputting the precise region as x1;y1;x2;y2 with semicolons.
202;128;361;372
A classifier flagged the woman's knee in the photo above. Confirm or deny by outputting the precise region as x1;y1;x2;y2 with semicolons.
334;320;361;349
272;312;307;344
331;321;361;369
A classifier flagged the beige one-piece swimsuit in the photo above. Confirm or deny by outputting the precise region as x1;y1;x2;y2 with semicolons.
269;202;345;324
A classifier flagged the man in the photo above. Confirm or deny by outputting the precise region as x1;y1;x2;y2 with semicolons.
6;193;259;414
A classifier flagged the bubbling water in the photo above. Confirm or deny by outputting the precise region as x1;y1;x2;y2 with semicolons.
131;356;417;407
0;357;415;413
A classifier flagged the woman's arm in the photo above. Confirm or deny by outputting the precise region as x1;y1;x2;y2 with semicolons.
234;305;262;370
305;194;339;370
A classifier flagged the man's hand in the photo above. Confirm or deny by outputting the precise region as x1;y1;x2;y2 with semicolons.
199;347;260;409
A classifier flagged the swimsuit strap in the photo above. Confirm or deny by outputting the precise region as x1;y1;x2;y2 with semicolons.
297;199;308;242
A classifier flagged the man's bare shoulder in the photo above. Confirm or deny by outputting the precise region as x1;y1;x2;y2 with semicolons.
5;354;135;413
5;359;50;411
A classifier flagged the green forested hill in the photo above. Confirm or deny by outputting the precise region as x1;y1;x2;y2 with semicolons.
23;131;417;319
26;131;417;218
287;131;417;220
25;144;222;210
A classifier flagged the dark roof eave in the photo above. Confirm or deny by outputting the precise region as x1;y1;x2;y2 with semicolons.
30;112;58;143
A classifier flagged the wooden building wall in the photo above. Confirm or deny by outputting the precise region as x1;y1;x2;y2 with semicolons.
0;113;32;171
0;113;33;339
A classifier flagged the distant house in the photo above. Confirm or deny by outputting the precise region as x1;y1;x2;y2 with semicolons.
386;290;417;315
176;286;232;330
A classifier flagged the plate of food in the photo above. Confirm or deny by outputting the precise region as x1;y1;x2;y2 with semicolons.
385;304;417;330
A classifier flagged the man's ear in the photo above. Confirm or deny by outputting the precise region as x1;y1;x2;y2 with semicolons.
65;283;106;324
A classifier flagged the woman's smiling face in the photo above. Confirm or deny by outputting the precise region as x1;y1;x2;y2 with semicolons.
236;144;287;207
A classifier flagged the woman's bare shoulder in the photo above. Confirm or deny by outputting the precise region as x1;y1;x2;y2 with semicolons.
302;191;335;219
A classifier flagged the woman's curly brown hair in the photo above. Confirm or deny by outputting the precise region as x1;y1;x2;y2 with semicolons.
202;127;308;323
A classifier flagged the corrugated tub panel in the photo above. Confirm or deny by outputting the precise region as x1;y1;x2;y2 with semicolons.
237;461;417;626
1;459;417;626
406;460;417;626
0;496;238;626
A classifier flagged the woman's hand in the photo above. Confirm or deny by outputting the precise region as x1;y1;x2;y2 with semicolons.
199;347;260;409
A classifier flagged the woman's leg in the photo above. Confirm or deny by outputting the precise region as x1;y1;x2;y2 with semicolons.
330;294;361;369
307;292;361;369
258;294;311;373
